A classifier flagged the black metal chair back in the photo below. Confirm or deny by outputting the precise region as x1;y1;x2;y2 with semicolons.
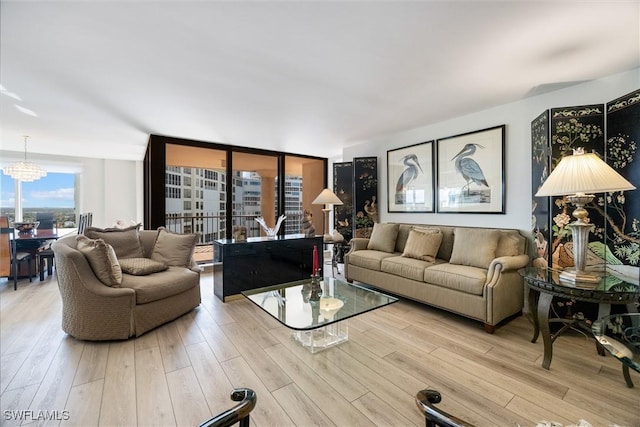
416;389;475;427
78;213;93;234
198;388;256;427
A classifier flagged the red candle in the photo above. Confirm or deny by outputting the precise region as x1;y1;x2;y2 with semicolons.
312;245;318;275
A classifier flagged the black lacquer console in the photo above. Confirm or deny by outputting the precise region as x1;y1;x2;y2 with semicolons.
213;234;324;301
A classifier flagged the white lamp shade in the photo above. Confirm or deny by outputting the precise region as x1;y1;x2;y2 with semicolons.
535;149;635;197
312;188;343;205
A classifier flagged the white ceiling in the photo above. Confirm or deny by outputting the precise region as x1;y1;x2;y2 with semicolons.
1;1;638;162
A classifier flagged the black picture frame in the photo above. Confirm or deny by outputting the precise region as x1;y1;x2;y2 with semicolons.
436;125;505;214
387;141;434;213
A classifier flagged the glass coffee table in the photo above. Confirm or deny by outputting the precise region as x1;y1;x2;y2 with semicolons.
242;276;398;353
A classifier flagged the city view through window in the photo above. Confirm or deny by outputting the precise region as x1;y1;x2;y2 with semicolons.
164;165;304;243
0;172;77;228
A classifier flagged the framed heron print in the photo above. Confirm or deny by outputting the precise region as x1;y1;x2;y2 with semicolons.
436;125;505;214
387;141;434;213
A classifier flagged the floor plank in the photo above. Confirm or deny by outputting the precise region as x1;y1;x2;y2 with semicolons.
1;271;638;427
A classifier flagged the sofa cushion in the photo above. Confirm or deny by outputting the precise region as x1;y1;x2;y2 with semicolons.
151;227;198;267
496;230;525;257
381;256;436;282
424;264;487;295
121;267;199;304
402;228;443;262
348;250;398;271
367;223;399;253
119;258;168;276
76;235;122;287
84;224;145;259
449;228;500;269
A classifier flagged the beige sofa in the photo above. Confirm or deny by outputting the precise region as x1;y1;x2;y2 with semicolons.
53;227;201;340
345;223;530;333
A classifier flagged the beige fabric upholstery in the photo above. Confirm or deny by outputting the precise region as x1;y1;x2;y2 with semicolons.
84;224;145;259
347;249;398;271
345;223;529;331
151;227;198;267
121;267;199;304
53;230;201;341
381;256;436;282
402;228;442;262
367;223;399;252
76;235;122;287
119;258;168;275
449;228;500;269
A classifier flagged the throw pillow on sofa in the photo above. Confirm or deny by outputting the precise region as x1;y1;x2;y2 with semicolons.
119;258;168;275
402;228;443;262
84;224;145;259
76;235;123;287
151;227;198;267
367;223;399;253
449;227;500;269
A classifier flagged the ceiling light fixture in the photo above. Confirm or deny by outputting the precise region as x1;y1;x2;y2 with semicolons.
3;136;47;182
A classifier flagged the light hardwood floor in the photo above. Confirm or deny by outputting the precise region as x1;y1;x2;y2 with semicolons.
1;270;638;427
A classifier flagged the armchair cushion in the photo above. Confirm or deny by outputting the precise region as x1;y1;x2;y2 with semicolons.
151;227;198;267
76;235;122;287
119;258;168;276
84;224;144;259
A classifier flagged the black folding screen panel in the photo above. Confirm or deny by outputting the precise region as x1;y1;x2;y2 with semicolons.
531;89;639;282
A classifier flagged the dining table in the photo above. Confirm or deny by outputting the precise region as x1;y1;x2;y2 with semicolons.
13;229;59;278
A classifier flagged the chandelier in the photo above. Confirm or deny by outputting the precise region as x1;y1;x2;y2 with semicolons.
3;136;47;182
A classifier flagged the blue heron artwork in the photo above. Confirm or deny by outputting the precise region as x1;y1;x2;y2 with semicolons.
395;154;423;204
437;125;504;213
451;143;489;197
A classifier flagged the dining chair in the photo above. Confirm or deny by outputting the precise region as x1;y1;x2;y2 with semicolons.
77;212;93;235
35;213;57;281
0;227;34;290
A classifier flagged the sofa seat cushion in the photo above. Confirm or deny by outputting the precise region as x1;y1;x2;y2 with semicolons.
121;267;199;304
381;256;437;282
423;264;487;296
348;250;398;271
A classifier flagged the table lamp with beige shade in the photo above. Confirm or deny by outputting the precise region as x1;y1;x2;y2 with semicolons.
535;147;636;283
312;188;344;241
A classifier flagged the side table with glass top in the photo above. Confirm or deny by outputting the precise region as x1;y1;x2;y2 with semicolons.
519;267;639;370
592;314;640;387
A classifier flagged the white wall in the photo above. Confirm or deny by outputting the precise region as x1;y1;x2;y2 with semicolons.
81;158;143;228
342;68;640;232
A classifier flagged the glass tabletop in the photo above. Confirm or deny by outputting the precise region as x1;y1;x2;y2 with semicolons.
519;267;639;294
592;313;640;374
242;276;398;330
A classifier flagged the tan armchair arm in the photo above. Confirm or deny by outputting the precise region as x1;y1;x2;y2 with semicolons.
53;239;136;340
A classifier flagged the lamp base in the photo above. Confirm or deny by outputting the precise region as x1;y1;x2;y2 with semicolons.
559;268;600;284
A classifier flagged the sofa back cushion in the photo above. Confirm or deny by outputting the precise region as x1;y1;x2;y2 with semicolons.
402;228;443;262
84;224;145;259
449;228;500;269
496;230;526;257
76;235;123;287
367;223;399;253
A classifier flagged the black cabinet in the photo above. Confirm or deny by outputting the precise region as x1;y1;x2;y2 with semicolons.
213;235;324;301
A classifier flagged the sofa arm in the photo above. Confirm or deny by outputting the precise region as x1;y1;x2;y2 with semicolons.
348;238;370;253
486;254;530;285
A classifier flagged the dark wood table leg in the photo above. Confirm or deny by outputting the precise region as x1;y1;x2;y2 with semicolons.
529;287;540;343
537;292;554;370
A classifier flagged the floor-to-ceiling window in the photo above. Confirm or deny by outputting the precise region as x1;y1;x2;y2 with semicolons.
144;135;327;255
